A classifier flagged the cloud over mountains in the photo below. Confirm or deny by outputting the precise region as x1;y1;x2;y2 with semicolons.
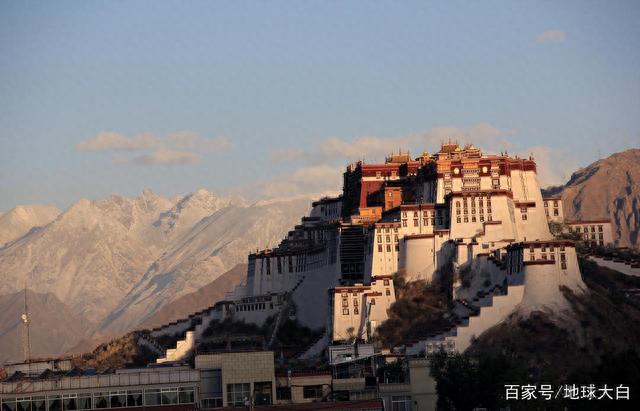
77;131;231;166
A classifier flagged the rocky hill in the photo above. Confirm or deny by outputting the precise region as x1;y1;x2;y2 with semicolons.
544;148;640;248
0;205;60;248
139;263;247;330
0;190;313;362
0;290;93;364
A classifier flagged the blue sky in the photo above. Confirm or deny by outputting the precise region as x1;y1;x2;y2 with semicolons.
1;0;639;210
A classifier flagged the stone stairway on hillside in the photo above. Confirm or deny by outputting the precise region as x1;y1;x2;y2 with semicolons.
137;333;166;356
156;307;222;363
406;276;524;356
405;252;524;356
268;277;306;348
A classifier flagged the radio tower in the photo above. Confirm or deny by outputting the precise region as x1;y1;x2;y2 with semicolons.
21;281;32;364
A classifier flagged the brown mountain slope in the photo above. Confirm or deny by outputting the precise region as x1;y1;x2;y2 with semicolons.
0;290;94;364
545;148;640;248
138;263;247;330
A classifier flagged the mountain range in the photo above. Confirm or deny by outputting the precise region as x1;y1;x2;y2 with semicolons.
0;148;637;363
544;148;639;248
0;190;313;363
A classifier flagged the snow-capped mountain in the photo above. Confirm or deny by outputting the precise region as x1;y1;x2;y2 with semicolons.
0;189;313;360
0;204;60;248
100;196;312;334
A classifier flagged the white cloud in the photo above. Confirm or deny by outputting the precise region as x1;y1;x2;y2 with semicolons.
130;149;200;166
166;132;232;153
272;122;513;164
255;164;343;198
536;30;566;44
78;131;231;166
77;132;158;151
519;145;575;187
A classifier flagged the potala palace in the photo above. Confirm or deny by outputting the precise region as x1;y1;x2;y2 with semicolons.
147;142;614;362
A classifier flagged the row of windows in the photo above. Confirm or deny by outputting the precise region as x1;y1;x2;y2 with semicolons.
236;302;272;312
456;207;491;215
569;225;604;233
1;387;196;411
227;382;272;407
543;200;560;207
401;210;443;218
456;215;492;224
377;235;399;243
544;208;560;216
378;244;399;253
376;227;399;234
401;218;444;227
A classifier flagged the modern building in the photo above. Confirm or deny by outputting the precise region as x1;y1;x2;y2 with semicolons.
195;351;276;408
0;365;199;411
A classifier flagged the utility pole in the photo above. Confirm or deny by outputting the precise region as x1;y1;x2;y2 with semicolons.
21;281;32;366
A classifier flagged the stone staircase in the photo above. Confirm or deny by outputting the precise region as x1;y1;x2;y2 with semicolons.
137;333;166;356
405;279;524;356
156;306;222;363
405;251;526;356
268;277;306;348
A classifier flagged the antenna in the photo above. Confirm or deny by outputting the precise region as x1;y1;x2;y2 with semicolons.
22;281;32;365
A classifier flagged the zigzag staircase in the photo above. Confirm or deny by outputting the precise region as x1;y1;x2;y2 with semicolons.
406;253;524;356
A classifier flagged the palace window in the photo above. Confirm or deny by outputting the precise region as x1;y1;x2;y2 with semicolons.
394;235;398;242
457;217;461;223
386;235;391;243
353;298;358;306
386;289;391;296
553;208;559;216
342;308;349;315
464;217;468;223
342;298;348;307
472;216;476;222
480;216;484;222
386;245;391;252
384;279;390;285
413;219;418;226
522;214;527;221
385;228;390;233
402;220;407;227
488;215;492;221
378;245;383;253
395;244;399;251
371;298;376;305
354;307;359;315
561;261;567;270
423;218;429;226
598;225;603;232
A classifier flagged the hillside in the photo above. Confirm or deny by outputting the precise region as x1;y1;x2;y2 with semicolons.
100;197;312;334
139;263;247;329
0;205;60;248
545;148;640;248
0;290;93;364
431;259;640;409
0;190;313;362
